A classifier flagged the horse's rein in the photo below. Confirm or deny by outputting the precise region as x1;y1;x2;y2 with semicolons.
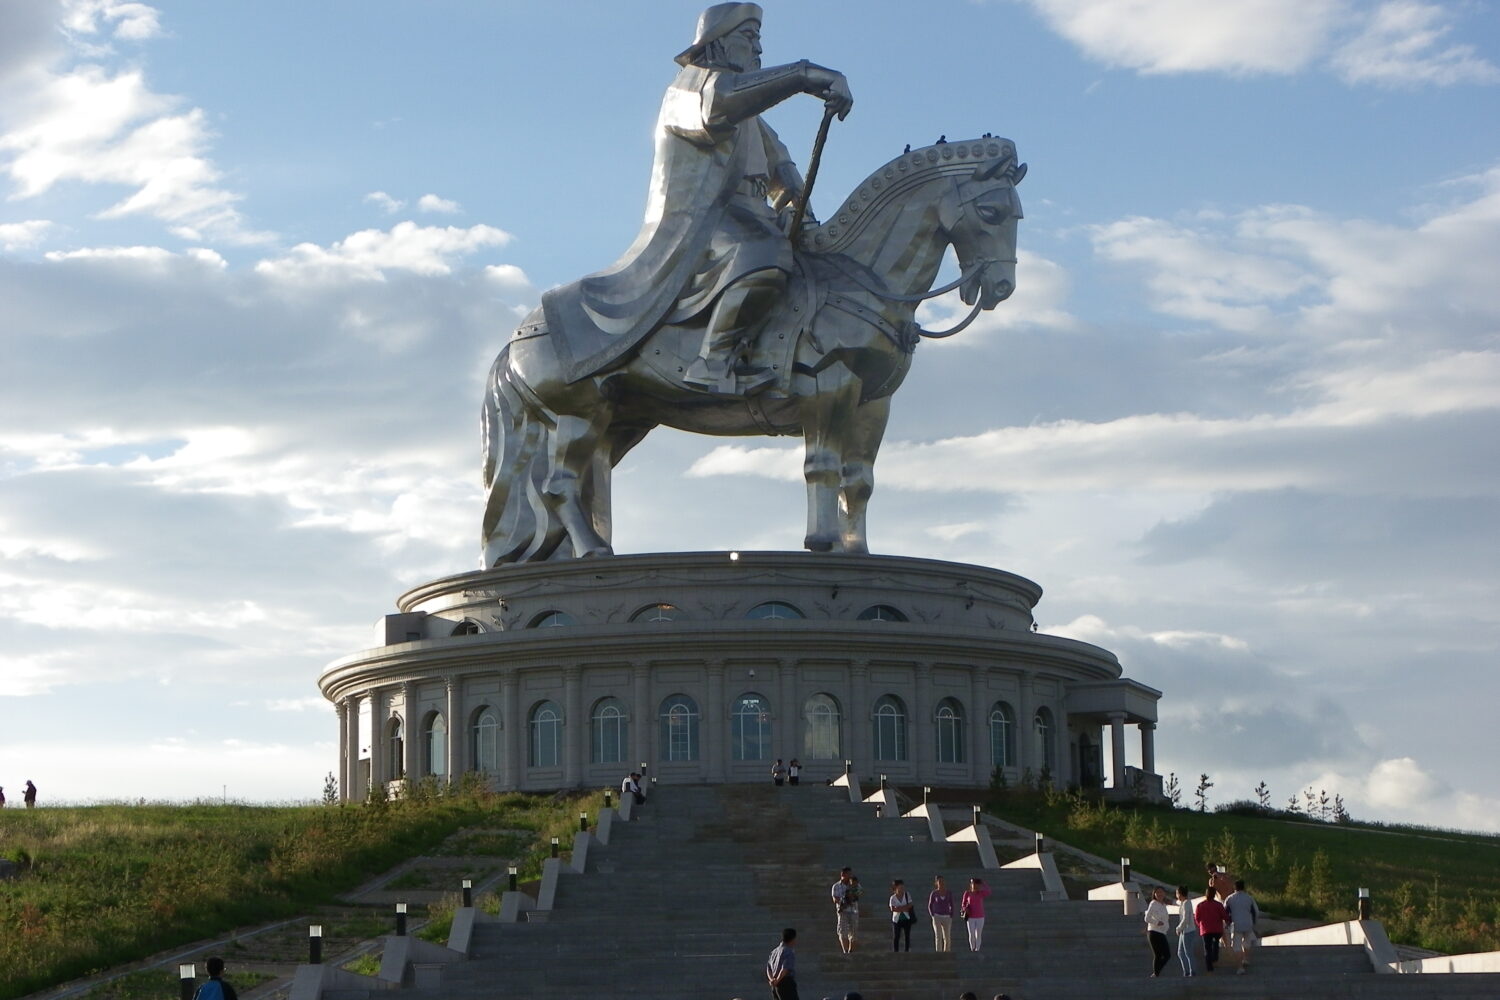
825;255;1013;338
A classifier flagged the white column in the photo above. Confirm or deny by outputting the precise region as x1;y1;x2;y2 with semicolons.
1016;677;1034;776
401;680;417;781
913;662;933;781
850;661;869;774
706;660;725;782
501;671;521;789
342;697;361;801
1139;722;1156;776
336;699;349;799
564;666;583;787
445;676;460;779
1109;712;1127;790
634;663;652;768
966;668;985;784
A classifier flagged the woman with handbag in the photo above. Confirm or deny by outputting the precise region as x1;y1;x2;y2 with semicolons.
889;879;915;951
961;876;992;952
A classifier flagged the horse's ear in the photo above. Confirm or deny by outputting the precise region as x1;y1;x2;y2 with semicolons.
974;153;1016;181
1010;162;1028;185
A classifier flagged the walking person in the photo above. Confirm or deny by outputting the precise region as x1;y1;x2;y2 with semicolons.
191;957;239;1000
0;786;5;808
772;759;787;786
832;867;861;954
961;876;991;952
1194;884;1226;972
889;879;915;951
1175;886;1199;977
927;874;955;952
1144;886;1173;977
788;758;801;785
1224;879;1259;974
765;927;799;1000
23;780;36;808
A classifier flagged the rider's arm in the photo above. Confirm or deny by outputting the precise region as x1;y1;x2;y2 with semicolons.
702;61;851;133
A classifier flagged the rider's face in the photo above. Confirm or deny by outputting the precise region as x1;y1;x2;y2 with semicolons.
719;21;762;71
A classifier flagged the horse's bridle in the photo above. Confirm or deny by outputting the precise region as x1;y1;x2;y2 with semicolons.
827;255;1015;339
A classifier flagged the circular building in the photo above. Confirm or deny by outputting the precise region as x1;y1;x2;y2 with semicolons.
321;551;1162;799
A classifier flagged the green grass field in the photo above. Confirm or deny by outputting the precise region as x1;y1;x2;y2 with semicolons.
988;785;1500;955
0;779;606;1000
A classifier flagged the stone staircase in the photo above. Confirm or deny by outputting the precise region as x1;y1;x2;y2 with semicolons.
390;783;1500;999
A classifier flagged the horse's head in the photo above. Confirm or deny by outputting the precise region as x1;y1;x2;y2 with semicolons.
945;143;1026;310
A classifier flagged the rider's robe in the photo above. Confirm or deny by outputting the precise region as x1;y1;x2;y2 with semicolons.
541;62;799;383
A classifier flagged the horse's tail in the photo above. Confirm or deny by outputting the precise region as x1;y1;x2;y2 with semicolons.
481;345;547;567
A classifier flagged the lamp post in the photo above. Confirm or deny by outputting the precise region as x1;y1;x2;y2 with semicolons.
395;901;408;937
843;758;852;777
1358;887;1371;920
178;964;196;1000
462;878;473;907
308;925;323;965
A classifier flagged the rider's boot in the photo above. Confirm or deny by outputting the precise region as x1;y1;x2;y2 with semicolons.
683;271;785;395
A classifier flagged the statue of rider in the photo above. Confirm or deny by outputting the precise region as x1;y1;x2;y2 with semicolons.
545;3;853;395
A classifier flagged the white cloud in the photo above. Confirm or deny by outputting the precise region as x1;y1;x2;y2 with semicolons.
1332;2;1500;87
483;263;532;292
266;696;333;713
1019;0;1498;87
0;219;52;250
254;221;512;283
0;10;269;244
417;193;461;214
44;243;226;271
364;190;405;214
1018;0;1345;75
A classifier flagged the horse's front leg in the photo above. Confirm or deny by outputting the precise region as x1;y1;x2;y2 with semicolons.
800;368;859;552
540;409;614;558
839;394;891;554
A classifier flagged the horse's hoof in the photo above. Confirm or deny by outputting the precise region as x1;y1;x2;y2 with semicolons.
580;546;613;558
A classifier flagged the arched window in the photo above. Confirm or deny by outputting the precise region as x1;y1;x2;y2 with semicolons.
745;602;804;620
630;603;679;623
857;604;907;622
872;695;907;762
935;698;964;764
452;620;481;635
386;716;405;779
591;697;628;764
989;701;1016;769
529;700;562;768
471;707;499;773
423;711;448;777
803;693;842;760
1034;706;1056;774
658;694;700;762
528;610;576;628
731;693;771;761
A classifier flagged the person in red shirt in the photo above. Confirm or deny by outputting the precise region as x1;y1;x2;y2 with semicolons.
1193;885;1228;972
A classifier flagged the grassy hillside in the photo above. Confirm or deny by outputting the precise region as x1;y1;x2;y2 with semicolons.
989;785;1500;955
0;778;606;1000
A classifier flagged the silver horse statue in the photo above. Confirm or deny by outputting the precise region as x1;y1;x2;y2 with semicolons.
482;137;1025;566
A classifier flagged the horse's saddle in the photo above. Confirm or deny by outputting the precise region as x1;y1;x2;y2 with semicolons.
516;252;916;392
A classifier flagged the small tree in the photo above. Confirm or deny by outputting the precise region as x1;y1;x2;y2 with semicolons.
1194;773;1214;813
1333;793;1350;824
1317;788;1331;821
1303;786;1318;815
1285;792;1301;815
1254;781;1271;811
1164;772;1182;808
321;771;339;806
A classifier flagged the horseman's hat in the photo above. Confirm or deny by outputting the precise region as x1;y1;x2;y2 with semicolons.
675;2;763;66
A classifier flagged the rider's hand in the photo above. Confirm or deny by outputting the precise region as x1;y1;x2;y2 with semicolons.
821;73;853;120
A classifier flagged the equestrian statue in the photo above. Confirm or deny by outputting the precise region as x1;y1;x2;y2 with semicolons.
482;3;1025;566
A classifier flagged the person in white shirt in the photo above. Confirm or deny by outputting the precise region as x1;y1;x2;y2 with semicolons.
1143;886;1173;977
1223;880;1259;974
1175;886;1199;977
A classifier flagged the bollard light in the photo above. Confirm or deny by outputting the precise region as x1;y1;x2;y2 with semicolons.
875;802;883;818
972;804;982;824
879;773;887;790
1121;857;1132;884
462;878;474;907
844;758;852;775
179;964;196;1000
640;762;648;773
923;785;931;804
650;776;657;786
579;810;589;832
395;901;408;937
507;866;518;892
309;924;323;965
551;836;560;858
1358;887;1371;920
1034;832;1045;855
604;789;612;809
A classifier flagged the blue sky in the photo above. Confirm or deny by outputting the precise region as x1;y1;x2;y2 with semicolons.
1;1;1498;827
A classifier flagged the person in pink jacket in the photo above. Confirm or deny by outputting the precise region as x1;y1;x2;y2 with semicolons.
961;876;992;952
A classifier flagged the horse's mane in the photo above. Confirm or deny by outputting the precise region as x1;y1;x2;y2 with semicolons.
808;136;1019;255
